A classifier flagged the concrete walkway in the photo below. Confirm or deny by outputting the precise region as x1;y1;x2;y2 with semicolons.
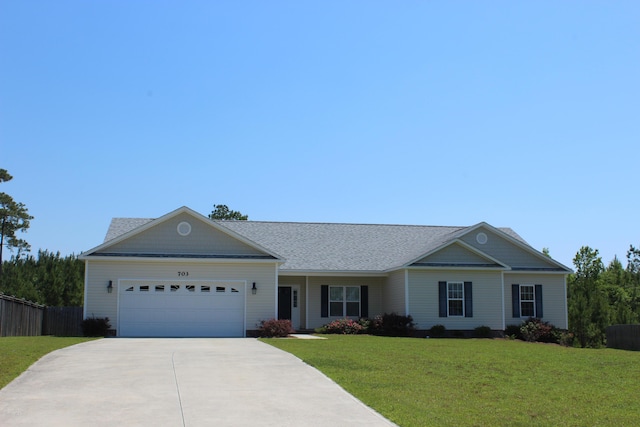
0;338;396;427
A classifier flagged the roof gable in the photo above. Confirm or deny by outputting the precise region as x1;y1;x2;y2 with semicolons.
80;207;281;260
412;241;507;268
453;223;571;271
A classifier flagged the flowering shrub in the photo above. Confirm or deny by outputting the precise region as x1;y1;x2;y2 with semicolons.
520;317;555;342
258;318;294;338
322;318;365;335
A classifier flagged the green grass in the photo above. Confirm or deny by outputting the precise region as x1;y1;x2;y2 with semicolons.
0;336;97;389
263;335;640;427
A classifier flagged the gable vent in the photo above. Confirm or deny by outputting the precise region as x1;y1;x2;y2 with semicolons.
476;232;488;244
177;221;192;236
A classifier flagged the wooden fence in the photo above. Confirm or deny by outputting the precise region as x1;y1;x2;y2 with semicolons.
0;293;44;337
606;324;640;351
43;306;83;337
0;293;83;337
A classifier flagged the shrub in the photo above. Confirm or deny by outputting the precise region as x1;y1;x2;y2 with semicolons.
323;318;365;335
259;319;294;338
504;324;523;340
81;317;111;337
558;330;575;347
429;324;446;338
520;318;562;344
369;313;415;337
474;325;493;338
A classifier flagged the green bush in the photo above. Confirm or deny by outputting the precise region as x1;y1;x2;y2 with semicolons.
474;325;493;338
259;319;294;337
429;324;446;338
504;324;523;340
81;317;111;337
369;313;415;337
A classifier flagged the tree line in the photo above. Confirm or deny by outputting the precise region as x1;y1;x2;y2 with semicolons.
0;250;84;306
568;245;640;347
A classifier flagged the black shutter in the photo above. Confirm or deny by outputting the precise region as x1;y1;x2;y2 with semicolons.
464;282;473;317
321;285;328;318
512;284;520;318
439;281;447;317
535;285;543;318
360;286;369;318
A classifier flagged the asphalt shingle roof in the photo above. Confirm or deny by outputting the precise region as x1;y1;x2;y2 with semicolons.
103;217;526;273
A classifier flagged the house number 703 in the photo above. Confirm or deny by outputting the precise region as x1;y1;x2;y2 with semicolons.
178;271;189;277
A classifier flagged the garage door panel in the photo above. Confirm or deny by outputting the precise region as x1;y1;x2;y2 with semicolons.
118;280;245;337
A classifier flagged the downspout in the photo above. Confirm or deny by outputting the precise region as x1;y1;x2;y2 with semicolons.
564;273;569;330
501;270;505;331
305;276;309;330
82;259;89;320
274;263;279;320
404;269;409;316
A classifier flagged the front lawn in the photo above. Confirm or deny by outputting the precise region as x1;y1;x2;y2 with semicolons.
264;335;640;426
0;336;97;389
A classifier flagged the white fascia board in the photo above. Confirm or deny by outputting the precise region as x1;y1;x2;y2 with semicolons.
82;255;283;265
277;270;387;277
405;265;507;271
502;270;570;276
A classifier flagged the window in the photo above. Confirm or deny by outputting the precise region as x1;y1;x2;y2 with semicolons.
329;286;360;317
520;285;535;317
439;281;472;318
447;282;464;316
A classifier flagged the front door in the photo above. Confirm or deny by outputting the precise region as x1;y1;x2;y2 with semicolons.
278;287;292;321
278;286;301;330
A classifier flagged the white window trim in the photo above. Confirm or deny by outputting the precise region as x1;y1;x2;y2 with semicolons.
519;284;535;318
447;281;465;317
328;285;361;317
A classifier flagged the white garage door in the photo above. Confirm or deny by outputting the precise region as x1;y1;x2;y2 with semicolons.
118;280;245;337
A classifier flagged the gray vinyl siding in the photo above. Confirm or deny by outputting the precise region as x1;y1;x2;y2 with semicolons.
408;270;503;330
306;276;385;329
384;270;406;315
100;213;266;256
416;243;495;265
459;227;555;269
504;273;568;329
84;259;277;334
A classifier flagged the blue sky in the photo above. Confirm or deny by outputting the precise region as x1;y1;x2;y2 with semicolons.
1;1;638;269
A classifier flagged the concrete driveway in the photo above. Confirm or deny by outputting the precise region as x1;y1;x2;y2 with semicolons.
0;338;396;427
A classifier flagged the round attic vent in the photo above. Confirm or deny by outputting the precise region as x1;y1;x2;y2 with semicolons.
476;232;488;245
177;221;192;236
